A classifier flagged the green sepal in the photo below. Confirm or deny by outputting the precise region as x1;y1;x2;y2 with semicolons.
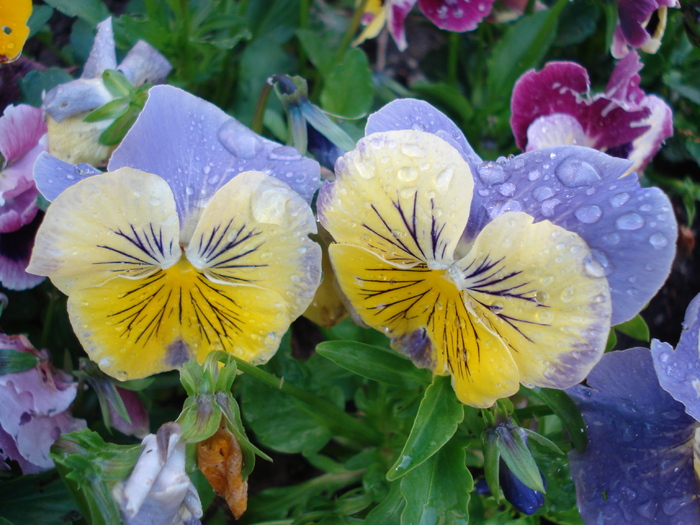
0;348;42;376
102;69;134;98
98;108;139;146
481;427;501;501
50;429;142;525
83;97;130;123
523;387;587;452
289;105;307;154
178;395;224;443
387;375;464;481
497;427;545;494
77;360;132;430
614;314;650;342
300;103;356;152
521;429;564;456
316;341;431;387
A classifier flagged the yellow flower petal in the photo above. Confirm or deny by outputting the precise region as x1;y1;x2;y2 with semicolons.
47;115;117;166
456;211;612;389
27;168;181;294
353;0;387;47
184;171;321;322
0;0;31;63
329;243;520;407
320;130;473;268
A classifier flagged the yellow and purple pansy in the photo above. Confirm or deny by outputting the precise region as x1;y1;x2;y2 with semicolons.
510;51;673;175
318;99;677;408
28;85;322;381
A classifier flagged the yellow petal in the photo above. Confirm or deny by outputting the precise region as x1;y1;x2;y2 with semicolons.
67;257;292;379
27;168;181;294
329;243;520;407
457;211;612;389
47;115;117;166
0;0;31;64
184;171;321;322
353;1;387;47
320;130;474;268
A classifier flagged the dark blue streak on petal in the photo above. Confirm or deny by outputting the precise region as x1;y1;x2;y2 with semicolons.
188;275;243;348
108;271;168;344
430;198;449;260
359;266;432;326
96;223;173;267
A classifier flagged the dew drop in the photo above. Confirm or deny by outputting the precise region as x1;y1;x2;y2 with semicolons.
435;165;455;190
555;158;601;187
252;188;289;225
498;182;516;197
649;232;668;249
610;192;630;208
528;169;542;181
575;205;602;224
203;164;211;175
397;166;418;182
400;143;426;158
218;121;263;158
540;198;561;217
269;146;302;161
477;162;506;186
560;286;575;302
186;186;195;196
616;212;644;230
602;232;621;245
533;186;555;202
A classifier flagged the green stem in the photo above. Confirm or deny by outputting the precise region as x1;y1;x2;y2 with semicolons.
251;80;274;134
448;32;459;85
233;357;383;446
334;0;370;66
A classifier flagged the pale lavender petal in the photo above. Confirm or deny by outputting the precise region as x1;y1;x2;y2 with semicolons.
386;0;417;51
42;78;114;123
365;98;481;163
109;85;320;227
81;18;117;80
0;105;45;167
465;146;677;325
0;140;44;203
525;114;589;151
32;151;101;202
510;62;649;152
418;0;496;32
651;293;700;421
568;347;700;525
118;41;172;88
0;214;44;290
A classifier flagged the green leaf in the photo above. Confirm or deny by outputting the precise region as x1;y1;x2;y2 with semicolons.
364;481;406;525
43;0;110;26
316;341;430;387
320;48;374;119
102;70;134;98
486;0;567;101
387;375;464;481
0;472;79;525
0;348;41;376
497;429;545;493
297;29;338;76
524;387;587;452
614;314;650;342
84;98;130;123
27;6;54;38
399;439;472;525
554;0;600;47
20;68;74;108
605;328;617;352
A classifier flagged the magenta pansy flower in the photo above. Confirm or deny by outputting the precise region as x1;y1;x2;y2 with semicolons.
0;104;47;290
0;334;86;473
612;0;680;58
510;51;673;175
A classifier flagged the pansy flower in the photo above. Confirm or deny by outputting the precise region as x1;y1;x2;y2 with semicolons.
510;51;673;176
0;0;31;64
0;334;86;473
568;339;700;523
0;104;47;290
42;18;172;166
612;0;680;58
355;0;496;51
318;99;676;407
28;85;322;381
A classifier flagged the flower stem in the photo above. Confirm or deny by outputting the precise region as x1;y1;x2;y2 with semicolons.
334;0;370;65
448;32;459;85
233;356;383;446
251;80;274;134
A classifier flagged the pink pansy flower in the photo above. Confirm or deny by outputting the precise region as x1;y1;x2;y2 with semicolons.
510;51;673;175
611;0;680;59
356;0;496;52
0;334;86;473
0;104;47;290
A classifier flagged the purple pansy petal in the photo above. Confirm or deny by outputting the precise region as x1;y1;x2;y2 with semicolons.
525;114;588;150
33;151;101;202
117;40;172;88
365;98;481;163
568;347;700;525
0;104;45;168
42;78;114;123
0;140;45;201
109;85;320;226
510;62;650;153
605;51;645;107
618;0;679;48
81;18;117;80
110;387;150;438
651;293;700;421
0;213;45;290
418;0;496;32
465;146;677;325
387;0;417;51
0;186;38;233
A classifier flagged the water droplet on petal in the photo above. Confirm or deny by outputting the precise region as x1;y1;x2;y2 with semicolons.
528;169;542;181
540;198;561;217
400;143;425;158
186;186;195;196
610;192;630;208
477;162;506;186
649;232;668;249
602;232;621;245
435;165;455;190
268;146;302;161
252;188;290;225
533;186;555;202
498;182;516;197
218;120;263;158
575;205;602;224
397;166;418;182
616;212;644;230
555;158;601;187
